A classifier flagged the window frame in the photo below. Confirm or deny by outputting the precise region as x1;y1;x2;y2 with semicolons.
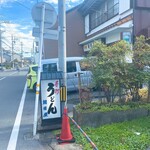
42;63;57;72
66;61;77;73
89;0;119;30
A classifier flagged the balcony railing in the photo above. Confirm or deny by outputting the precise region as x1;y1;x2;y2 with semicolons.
90;3;119;30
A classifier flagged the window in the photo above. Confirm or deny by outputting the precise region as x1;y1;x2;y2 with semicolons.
130;0;134;8
90;2;107;29
108;0;119;19
32;66;38;73
43;63;57;72
90;0;119;30
107;0;114;19
67;61;76;73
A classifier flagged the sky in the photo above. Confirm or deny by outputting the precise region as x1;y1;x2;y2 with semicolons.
0;0;83;55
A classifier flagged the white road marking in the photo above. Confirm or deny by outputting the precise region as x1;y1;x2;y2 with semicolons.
7;83;27;150
0;72;17;81
9;72;18;76
0;77;6;81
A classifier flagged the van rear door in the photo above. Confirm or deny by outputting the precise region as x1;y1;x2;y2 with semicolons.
66;61;79;92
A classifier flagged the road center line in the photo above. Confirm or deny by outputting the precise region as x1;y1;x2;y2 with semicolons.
7;82;27;150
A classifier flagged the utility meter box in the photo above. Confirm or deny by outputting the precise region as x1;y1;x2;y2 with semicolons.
40;71;63;130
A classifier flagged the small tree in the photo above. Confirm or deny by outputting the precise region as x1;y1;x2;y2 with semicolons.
87;36;150;103
133;35;150;102
87;40;131;102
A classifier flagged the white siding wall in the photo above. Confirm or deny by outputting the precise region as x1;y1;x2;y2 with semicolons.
119;0;130;14
106;32;120;44
85;14;89;34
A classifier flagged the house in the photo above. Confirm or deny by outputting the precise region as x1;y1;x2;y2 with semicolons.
79;0;133;48
79;0;150;52
43;5;85;59
0;49;11;64
42;0;150;59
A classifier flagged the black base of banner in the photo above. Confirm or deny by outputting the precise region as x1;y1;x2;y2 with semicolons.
37;118;62;133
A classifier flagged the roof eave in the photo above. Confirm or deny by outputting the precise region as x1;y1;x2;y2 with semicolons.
79;0;103;16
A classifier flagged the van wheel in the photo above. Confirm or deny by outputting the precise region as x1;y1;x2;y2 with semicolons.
33;83;37;92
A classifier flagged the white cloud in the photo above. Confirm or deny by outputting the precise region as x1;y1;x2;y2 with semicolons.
2;23;34;53
0;0;17;5
1;0;84;55
0;0;7;4
45;0;83;4
0;0;83;4
67;0;81;2
45;0;58;4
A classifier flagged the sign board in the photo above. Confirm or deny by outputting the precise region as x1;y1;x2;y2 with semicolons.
41;79;61;119
32;27;58;40
32;2;57;28
122;32;131;44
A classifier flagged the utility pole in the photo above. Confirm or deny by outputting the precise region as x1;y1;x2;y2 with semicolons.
0;23;5;70
32;41;36;64
33;3;45;136
0;21;9;69
11;35;15;68
58;0;67;107
21;42;23;67
0;24;2;69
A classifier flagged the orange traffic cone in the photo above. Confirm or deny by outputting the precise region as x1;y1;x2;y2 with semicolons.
57;107;75;143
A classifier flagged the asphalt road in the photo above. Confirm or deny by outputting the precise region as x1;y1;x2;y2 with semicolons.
0;70;50;150
0;70;82;150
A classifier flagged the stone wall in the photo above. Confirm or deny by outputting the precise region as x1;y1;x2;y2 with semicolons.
73;106;150;127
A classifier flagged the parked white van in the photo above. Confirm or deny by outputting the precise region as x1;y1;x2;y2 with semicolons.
27;57;92;92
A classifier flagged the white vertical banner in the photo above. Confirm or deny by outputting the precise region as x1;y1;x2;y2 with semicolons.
41;79;61;119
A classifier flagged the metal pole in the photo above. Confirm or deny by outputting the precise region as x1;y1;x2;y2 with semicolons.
58;0;62;64
32;41;35;64
33;3;45;136
11;35;15;68
68;116;99;150
21;42;23;67
0;24;5;70
1;48;3;69
0;21;9;69
0;24;2;69
58;0;67;107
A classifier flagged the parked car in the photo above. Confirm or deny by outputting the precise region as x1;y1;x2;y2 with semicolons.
27;64;38;91
27;57;92;92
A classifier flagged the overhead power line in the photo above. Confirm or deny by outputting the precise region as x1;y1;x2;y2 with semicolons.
14;1;31;10
2;41;11;48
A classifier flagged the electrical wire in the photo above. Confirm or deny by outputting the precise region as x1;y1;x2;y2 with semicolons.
14;0;31;10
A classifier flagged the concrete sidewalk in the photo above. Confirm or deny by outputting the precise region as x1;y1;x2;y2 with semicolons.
38;131;83;150
37;103;83;150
